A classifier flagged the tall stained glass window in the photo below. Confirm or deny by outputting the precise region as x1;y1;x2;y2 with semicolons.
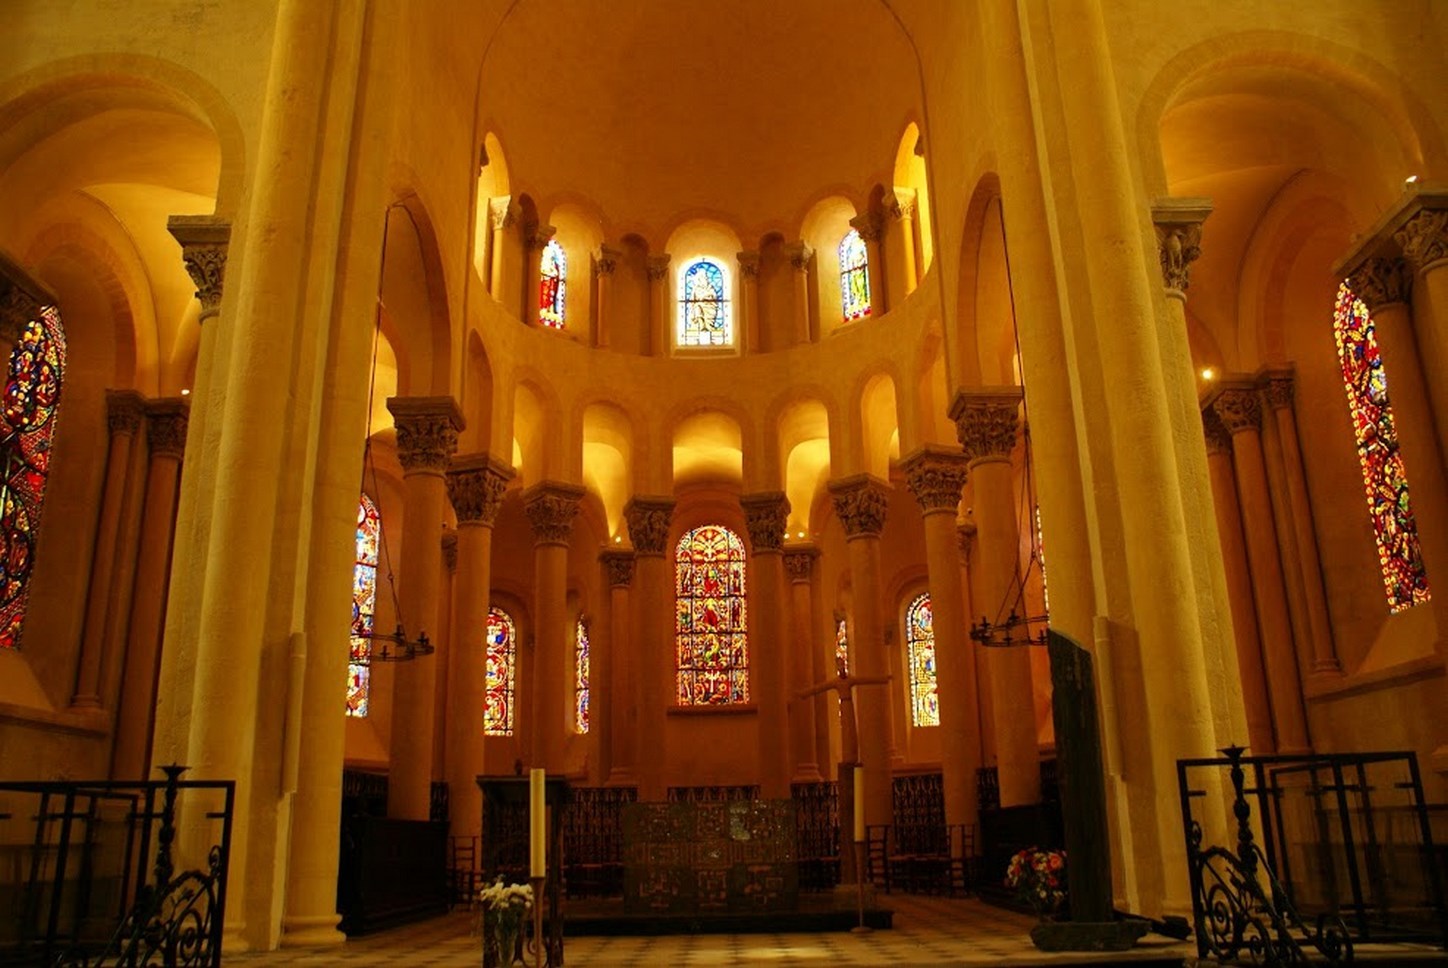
538;239;566;328
1333;281;1431;611
834;613;850;676
675;525;748;704
678;259;731;347
486;607;517;735
346;494;380;716
905;592;939;727
839;228;872;320
575;617;590;734
0;305;66;650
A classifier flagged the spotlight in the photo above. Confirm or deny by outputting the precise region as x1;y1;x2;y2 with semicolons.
1200;368;1215;381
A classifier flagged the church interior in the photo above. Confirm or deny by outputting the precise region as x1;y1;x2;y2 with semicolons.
1;0;1446;962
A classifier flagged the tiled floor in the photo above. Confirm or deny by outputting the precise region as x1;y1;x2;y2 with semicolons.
231;896;1197;966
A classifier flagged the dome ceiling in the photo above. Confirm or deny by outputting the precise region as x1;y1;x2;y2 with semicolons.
479;0;922;238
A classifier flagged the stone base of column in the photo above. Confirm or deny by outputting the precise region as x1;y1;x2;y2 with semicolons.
791;763;823;784
280;914;346;948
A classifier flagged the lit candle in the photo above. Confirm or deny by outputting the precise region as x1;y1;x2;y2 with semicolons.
530;768;546;878
853;764;866;843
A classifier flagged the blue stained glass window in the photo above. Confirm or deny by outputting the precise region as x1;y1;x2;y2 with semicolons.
346;494;380;716
675;525;748;704
839;229;871;320
678;259;731;347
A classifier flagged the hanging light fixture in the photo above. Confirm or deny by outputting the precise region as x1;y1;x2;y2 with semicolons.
968;422;1050;648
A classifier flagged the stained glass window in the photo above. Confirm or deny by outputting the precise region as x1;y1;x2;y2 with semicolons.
839;229;871;320
486;607;517;735
1333;282;1431;612
346;494;380;716
575;617;590;734
0;305;65;650
538;239;566;328
834;614;850;676
905;593;939;727
675;525;748;704
678;259;731;347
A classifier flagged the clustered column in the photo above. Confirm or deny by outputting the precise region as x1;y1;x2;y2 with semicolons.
600;550;635;786
740;492;793;798
783;546;821;783
625;495;674;800
525;481;585;773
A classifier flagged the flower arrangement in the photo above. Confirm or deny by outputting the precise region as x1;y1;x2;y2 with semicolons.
478;878;533;966
1005;846;1068;917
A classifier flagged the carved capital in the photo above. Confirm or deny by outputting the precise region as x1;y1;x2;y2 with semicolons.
526;224;557;251
1211;386;1261;435
387;396;463;475
740;491;790;554
145;398;190;459
1347;256;1412;310
523;481;586;546
0;259;51;344
646;255;671;282
956;521;976;562
901;445;970;514
446;453;515;525
601;549;635;587
886;188;917;222
1202;408;1232;456
783;545;817;582
1259;369;1294;412
167;215;230;322
594;245;621;277
827;474;889;539
949;387;1023;463
737;250;760;279
106;389;146;437
625;495;675;556
1395;208;1448;273
785;241;814;273
849;211;883;243
442;531;458;573
489;195;518;232
1151;198;1211;296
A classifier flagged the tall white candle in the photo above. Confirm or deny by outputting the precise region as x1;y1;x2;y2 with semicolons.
853;763;866;843
530;768;546;878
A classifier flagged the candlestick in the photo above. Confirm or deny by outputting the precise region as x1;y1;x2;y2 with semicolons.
529;768;545;878
853;762;866;843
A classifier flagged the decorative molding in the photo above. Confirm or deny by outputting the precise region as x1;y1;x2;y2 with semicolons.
489;196;518;232
740;492;790;554
105;389;146;437
387;396;463;475
625;495;675;556
783;545;818;582
1211;386;1262;435
886;187;917;221
1347;256;1412;310
523;481;586;546
646;255;671;282
441;531;458;573
737;250;761;279
167;215;230;322
1151;198;1212;297
901;445;970;514
949;387;1023;463
1332;186;1448;283
145;398;190;459
827;474;889;539
594;245;621;277
1395;208;1448;273
600;549;636;588
446;453;515;525
785;241;813;273
849;211;883;243
1259;370;1294;412
1201;408;1232;457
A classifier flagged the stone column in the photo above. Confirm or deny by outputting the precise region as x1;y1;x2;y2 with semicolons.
601;551;637;786
445;454;512;844
386;397;462;819
784;546;822;783
784;242;813;345
1394;193;1448;463
883;189;919;303
826;475;893;829
957;521;993;763
951;388;1039;806
594;246;619;348
902;446;983;830
1202;410;1275;756
1210;387;1309;754
489;196;521;306
111;400;188;779
525;481;585;772
848;211;886;316
647;255;671;357
524;223;557;325
625;495;674;800
737;251;761;353
70;391;145;708
741;492;793;798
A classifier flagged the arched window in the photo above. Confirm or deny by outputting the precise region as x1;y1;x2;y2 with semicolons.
0;305;66;650
346;494;380;716
675;525;748;704
538;239;566;328
834;613;850;676
575;616;590;734
678;259;731;347
905;592;939;727
1333;282;1431;611
486;607;518;735
839;228;872;320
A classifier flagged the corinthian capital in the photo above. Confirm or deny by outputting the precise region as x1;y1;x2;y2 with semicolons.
447;452;515;525
625;495;675;556
1151;198;1212;297
949;387;1023;463
827;474;889;539
601;549;635;588
1395;207;1448;273
1210;386;1261;435
849;211;883;243
1347;256;1412;310
646;255;671;282
885;188;917;222
737;250;760;279
1201;408;1232;456
595;245;621;277
489;196;518;232
901;445;969;514
524;481;586;546
783;545;817;582
785;241;813;273
145;398;190;459
526;223;557;251
106;389;146;437
1258;368;1294;412
167;215;231;322
740;492;790;554
387;396;463;475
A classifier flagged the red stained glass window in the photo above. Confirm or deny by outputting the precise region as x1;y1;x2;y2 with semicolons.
575;617;590;733
675;525;748;704
906;593;939;727
834;614;849;676
538;240;566;328
346;494;380;716
486;606;517;735
839;228;872;320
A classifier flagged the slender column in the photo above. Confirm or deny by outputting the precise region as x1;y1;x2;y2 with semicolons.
523;223;557;325
741;493;793;797
70;391;145;707
951;388;1039;806
1210;387;1309;754
902;446;982;830
601;551;635;786
489;196;520;306
883;189;918;302
957;521;993;764
826;475;893;830
525;481;585;772
625;496;674;800
848;211;886;315
646;255;671;356
111;400;188;779
594;246;619;348
445;454;512;844
784;242;813;345
1202;411;1274;755
737;251;761;353
784;547;822;783
386;397;462;819
1394;193;1448;463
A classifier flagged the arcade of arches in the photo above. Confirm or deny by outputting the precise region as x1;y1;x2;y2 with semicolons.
1;0;1447;954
